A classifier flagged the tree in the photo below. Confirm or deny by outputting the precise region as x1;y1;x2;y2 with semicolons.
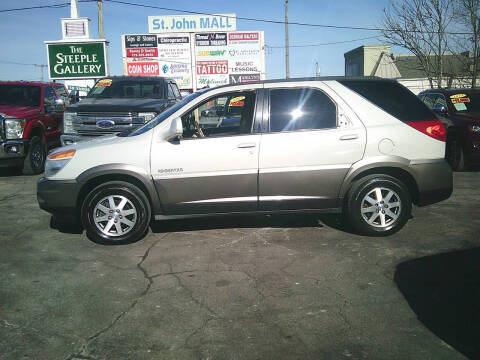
381;0;455;88
452;0;480;88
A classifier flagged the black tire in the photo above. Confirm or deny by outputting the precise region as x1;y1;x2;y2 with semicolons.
345;175;412;236
446;137;466;171
81;181;151;245
22;136;46;175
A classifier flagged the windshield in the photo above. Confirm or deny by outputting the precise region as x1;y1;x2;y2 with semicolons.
127;89;209;137
449;92;480;113
0;85;41;107
87;78;165;99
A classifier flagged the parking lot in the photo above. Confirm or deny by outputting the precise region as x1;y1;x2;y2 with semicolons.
0;169;479;360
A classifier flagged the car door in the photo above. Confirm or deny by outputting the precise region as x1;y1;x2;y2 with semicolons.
150;85;263;215
41;86;62;145
258;83;366;211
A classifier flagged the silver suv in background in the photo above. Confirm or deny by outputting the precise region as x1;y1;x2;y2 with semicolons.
38;77;452;244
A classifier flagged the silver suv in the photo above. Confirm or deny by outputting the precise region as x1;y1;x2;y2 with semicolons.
38;77;452;244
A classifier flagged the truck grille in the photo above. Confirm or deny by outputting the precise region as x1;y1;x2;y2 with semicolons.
74;112;137;135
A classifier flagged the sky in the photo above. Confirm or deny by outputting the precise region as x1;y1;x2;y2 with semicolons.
0;0;397;82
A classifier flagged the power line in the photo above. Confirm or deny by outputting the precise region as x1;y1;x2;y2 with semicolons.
0;60;46;66
100;0;474;36
0;0;474;36
0;3;69;13
267;35;381;48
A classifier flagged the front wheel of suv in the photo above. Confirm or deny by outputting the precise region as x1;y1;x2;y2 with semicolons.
81;181;151;244
345;175;412;236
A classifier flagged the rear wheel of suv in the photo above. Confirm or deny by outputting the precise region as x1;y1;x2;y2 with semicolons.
81;181;151;244
22;136;46;175
345;175;412;236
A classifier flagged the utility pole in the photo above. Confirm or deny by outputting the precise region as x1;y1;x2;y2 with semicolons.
285;0;290;79
97;0;104;39
34;64;47;81
71;0;79;18
315;62;320;77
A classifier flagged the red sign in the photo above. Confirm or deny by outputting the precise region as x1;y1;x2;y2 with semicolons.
126;48;158;58
126;62;159;76
196;60;228;75
228;32;259;41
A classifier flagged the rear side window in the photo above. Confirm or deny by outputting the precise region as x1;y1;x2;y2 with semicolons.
269;88;337;132
339;80;434;122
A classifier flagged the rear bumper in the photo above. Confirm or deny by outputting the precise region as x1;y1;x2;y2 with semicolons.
37;177;79;215
409;159;453;206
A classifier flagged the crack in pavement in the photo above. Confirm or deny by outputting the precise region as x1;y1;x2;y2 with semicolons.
64;233;168;360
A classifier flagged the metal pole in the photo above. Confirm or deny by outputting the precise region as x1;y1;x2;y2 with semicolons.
71;0;79;18
97;0;104;39
285;0;290;79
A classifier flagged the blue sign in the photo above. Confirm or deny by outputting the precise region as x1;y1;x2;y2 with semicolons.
148;14;236;33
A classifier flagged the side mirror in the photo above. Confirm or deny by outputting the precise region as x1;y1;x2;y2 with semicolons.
166;117;183;141
54;98;65;112
433;103;448;115
69;90;80;104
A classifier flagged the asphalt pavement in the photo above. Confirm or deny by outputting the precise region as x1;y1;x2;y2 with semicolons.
0;168;479;360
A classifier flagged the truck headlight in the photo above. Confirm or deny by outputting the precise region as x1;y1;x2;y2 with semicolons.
471;125;480;133
138;112;157;123
45;149;76;177
63;112;77;134
4;118;26;139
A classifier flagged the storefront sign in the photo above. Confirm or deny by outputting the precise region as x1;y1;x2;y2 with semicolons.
149;14;236;33
46;41;108;79
126;61;160;76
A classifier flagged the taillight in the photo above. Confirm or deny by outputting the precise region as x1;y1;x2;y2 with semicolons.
406;120;446;142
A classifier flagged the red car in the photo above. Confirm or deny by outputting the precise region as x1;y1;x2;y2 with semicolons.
418;88;480;170
0;81;68;174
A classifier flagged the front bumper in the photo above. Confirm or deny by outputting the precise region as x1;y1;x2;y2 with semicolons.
37;177;79;215
0;139;28;167
409;159;453;206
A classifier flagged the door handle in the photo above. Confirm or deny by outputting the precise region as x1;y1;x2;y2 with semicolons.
339;134;358;140
237;143;256;148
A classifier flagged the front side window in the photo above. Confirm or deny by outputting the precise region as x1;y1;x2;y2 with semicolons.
55;86;68;100
181;91;256;139
269;88;337;132
43;86;56;107
448;92;480;113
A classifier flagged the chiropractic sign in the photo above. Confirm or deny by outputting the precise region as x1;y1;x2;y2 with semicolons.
46;41;108;79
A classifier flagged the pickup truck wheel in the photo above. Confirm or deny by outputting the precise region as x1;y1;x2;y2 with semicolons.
345;175;412;236
22;136;46;175
81;181;151;244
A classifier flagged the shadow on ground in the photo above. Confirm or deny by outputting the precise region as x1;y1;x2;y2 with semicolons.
395;247;480;360
0;168;23;177
50;213;353;237
149;213;352;234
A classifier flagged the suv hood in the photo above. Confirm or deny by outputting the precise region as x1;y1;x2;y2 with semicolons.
451;112;480;124
67;97;169;113
0;105;40;118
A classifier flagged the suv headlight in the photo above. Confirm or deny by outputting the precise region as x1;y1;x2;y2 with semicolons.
4;118;26;139
63;112;77;134
138;112;157;123
45;149;76;177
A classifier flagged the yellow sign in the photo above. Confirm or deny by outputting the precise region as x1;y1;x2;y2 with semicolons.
95;79;112;87
450;93;467;99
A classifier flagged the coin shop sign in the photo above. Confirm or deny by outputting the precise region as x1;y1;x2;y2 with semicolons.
46;42;107;79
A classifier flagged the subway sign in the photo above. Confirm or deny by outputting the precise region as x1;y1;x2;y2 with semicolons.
46;41;108;79
148;14;236;33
